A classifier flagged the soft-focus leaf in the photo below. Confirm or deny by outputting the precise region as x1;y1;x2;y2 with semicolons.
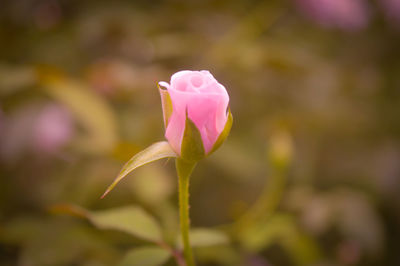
240;214;320;265
40;73;118;154
281;231;321;266
209;108;233;155
118;246;171;266
0;65;36;95
211;140;263;182
129;163;174;205
181;115;205;162
153;202;179;244
102;141;177;198
240;214;296;251
177;228;229;248
1;215;120;266
195;245;240;266
90;206;163;242
52;204;163;242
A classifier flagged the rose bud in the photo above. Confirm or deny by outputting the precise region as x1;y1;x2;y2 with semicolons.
159;70;232;162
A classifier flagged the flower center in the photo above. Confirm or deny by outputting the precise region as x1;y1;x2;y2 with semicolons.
191;75;203;88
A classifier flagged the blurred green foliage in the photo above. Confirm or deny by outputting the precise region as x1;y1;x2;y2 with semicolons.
1;0;400;265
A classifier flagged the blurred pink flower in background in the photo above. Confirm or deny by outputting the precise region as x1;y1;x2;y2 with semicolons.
33;104;74;154
380;0;400;27
294;0;370;31
86;59;137;96
0;103;74;162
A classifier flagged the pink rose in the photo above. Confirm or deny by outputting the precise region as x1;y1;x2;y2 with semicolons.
159;70;232;161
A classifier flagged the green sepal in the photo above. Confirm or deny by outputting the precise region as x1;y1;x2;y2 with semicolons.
180;112;205;162
158;84;173;128
208;108;233;155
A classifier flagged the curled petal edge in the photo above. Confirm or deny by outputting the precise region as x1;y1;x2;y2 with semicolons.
158;82;173;128
208;108;233;156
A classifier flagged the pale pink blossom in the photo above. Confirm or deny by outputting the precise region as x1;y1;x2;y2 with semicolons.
33;104;74;153
380;0;400;27
294;0;370;31
0;104;74;161
159;70;230;155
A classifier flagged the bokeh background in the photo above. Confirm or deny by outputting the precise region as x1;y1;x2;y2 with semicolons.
1;0;400;265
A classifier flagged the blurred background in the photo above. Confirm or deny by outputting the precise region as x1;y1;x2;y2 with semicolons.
0;0;399;265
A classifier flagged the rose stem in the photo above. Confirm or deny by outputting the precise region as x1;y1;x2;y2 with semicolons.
176;158;197;266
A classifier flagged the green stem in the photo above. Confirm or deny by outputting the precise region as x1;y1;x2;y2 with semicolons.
176;158;197;266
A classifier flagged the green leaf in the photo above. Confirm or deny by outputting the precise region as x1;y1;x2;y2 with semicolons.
119;246;171;266
240;214;293;252
102;141;177;198
209;108;233;155
52;204;163;243
129;164;174;205
195;245;240;266
239;214;320;265
41;75;118;154
181;114;205;162
177;228;229;248
2;215;119;266
90;206;163;242
158;85;173;128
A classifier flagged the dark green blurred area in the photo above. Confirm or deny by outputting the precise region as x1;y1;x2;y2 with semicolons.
0;0;400;265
